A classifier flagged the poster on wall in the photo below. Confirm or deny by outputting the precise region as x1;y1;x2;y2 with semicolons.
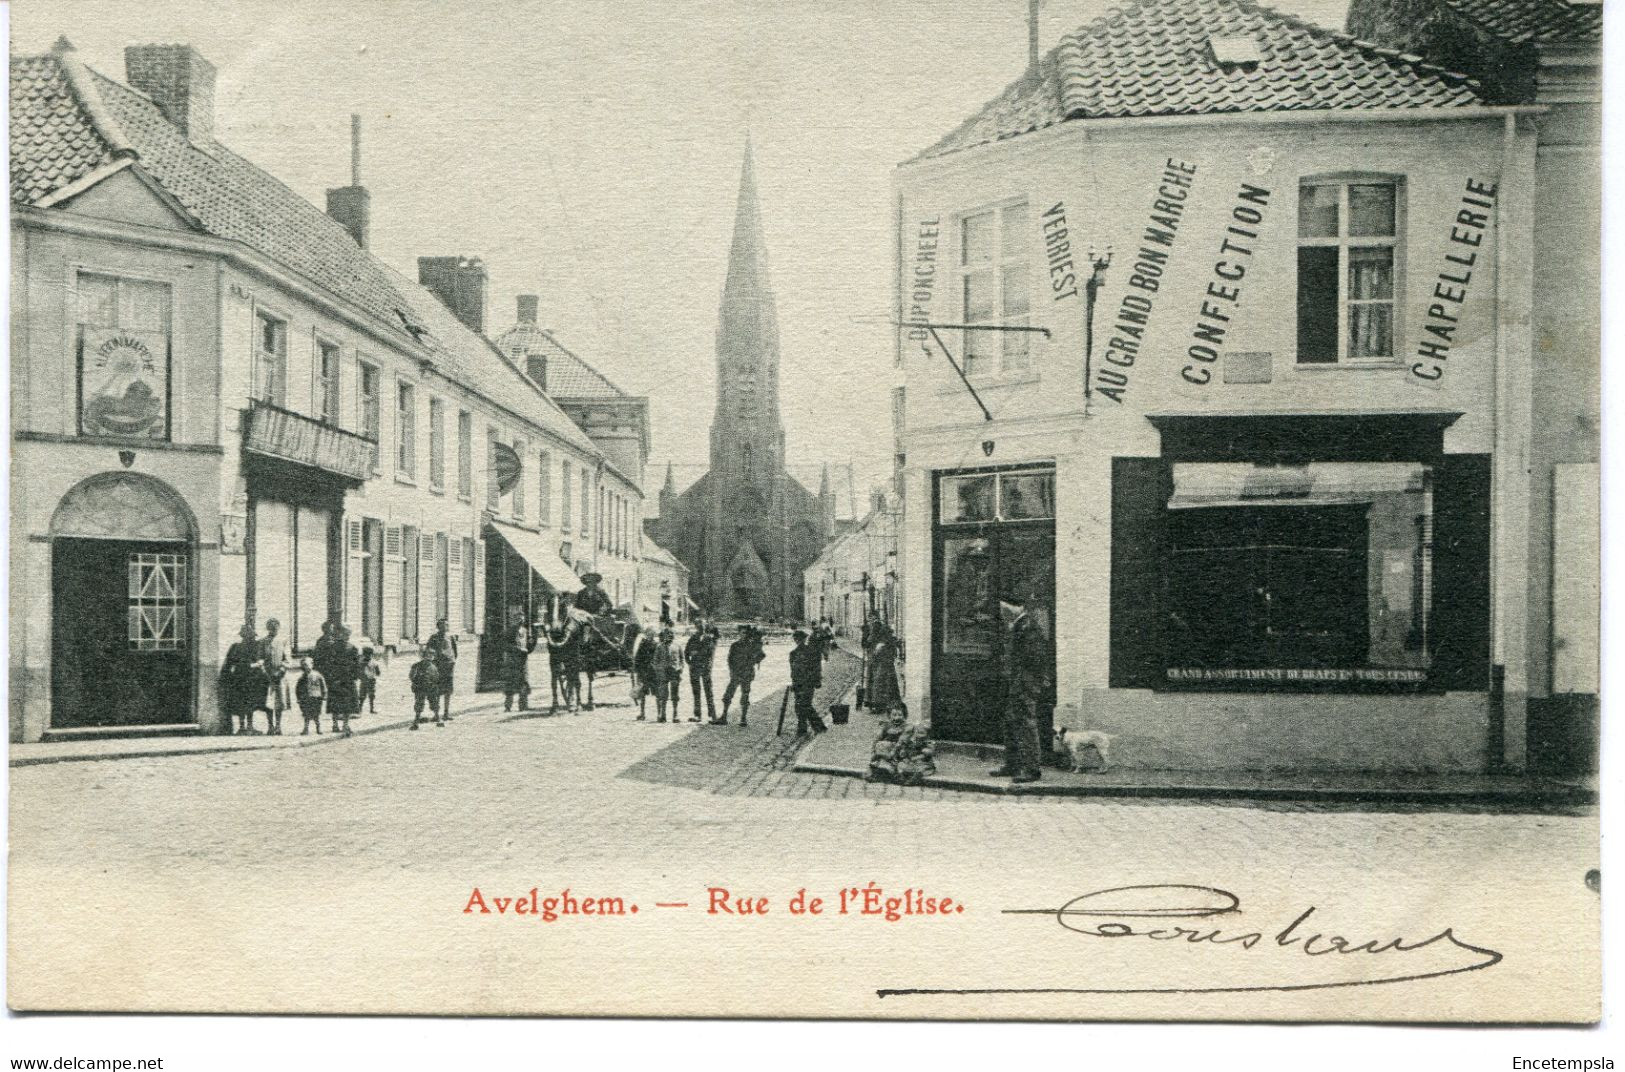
79;326;168;439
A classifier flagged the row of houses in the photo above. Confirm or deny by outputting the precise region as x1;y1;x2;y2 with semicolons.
804;486;901;639
8;39;684;742
887;0;1600;774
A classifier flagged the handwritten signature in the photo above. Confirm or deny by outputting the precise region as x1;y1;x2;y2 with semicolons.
878;883;1502;997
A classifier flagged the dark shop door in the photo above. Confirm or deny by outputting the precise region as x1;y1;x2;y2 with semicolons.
931;523;1055;744
52;538;193;728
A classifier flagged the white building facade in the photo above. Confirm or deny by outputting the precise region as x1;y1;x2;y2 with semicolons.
9;40;646;741
893;0;1592;774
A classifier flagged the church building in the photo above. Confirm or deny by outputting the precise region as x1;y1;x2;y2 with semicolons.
647;141;834;621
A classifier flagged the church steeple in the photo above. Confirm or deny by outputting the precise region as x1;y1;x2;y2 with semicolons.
722;135;774;306
712;137;783;474
658;461;677;518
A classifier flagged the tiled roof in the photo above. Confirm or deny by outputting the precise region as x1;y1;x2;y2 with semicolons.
86;64;415;339
1436;0;1603;43
376;266;600;453
494;322;632;400
10;54;119;204
913;0;1485;161
11;47;598;457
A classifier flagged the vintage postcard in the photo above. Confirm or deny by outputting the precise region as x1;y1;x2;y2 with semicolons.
7;0;1601;1023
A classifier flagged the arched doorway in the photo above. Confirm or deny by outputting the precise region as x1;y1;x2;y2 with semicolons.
50;473;198;729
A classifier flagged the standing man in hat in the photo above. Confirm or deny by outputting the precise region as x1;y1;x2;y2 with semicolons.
719;625;764;726
788;628;827;736
425;617;459;724
991;587;1049;784
684;620;719;723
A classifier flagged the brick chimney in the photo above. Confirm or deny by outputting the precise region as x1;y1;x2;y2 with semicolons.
417;256;488;334
125;44;215;146
326;114;370;248
515;295;546;389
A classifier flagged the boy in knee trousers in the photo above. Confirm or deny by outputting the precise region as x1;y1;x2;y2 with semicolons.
294;655;326;736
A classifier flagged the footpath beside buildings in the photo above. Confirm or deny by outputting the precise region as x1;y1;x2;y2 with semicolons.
9;39;654;743
892;0;1598;775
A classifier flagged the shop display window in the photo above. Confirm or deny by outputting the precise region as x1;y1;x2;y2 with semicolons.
1163;461;1433;686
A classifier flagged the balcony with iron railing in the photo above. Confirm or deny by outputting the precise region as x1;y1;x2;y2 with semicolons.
242;399;376;483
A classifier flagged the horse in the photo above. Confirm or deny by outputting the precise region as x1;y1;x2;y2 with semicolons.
558;608;637;710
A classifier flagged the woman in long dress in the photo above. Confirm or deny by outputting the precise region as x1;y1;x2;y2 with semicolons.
220;624;267;734
867;624;902;713
325;626;363;736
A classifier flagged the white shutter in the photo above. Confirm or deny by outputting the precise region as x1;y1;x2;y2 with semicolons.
253;500;295;631
344;517;364;630
447;538;465;634
383;524;403;645
472;539;486;634
418;536;437;640
294;506;330;650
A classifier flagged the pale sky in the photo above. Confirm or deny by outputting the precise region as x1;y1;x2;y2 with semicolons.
15;0;1350;507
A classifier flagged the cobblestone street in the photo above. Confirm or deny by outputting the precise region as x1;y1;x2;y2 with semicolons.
8;640;1600;1018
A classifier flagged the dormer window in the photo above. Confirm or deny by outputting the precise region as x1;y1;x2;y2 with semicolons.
1209;35;1262;70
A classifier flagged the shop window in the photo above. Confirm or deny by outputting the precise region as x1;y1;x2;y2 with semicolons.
428;397;446;490
958;200;1030;376
76;272;172;440
357;360;381;469
317;340;341;426
1296;179;1399;364
1163;461;1433;686
254;310;287;406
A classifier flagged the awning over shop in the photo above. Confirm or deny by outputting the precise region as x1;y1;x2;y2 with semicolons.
686;597;701;612
1168;461;1427;510
485;519;581;594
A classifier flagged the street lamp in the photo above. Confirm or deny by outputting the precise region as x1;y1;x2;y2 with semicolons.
1082;244;1113;418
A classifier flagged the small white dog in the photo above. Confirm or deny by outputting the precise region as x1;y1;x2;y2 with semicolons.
1054;727;1115;772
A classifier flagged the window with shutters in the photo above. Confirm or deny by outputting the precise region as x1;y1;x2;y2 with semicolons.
580;472;590;538
561;462;573;528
